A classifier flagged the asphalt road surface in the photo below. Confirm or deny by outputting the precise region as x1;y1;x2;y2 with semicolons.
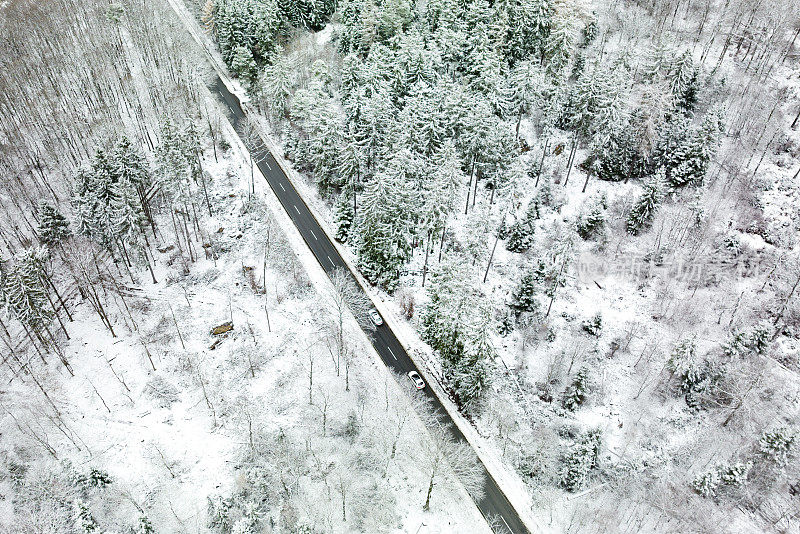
211;76;530;534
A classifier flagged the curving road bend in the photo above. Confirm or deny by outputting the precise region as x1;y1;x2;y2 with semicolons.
211;76;530;534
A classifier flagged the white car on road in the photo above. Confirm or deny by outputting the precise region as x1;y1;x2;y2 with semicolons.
407;371;425;390
370;310;383;326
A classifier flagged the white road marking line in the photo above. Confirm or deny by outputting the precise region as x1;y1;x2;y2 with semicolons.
264;161;271;170
279;183;286;191
310;229;317;240
387;346;397;360
327;255;335;266
294;205;300;214
501;516;511;533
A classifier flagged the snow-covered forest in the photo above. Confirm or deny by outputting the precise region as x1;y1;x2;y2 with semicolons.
2;0;800;531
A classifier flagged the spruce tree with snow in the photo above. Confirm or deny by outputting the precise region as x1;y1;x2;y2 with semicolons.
156;120;204;201
693;461;752;497
475;122;517;197
692;468;719;497
562;63;628;142
667;338;725;409
510;271;538;315
509;61;545;135
111;178;147;245
666;104;725;188
581;313;602;336
559;429;601;492
723;327;770;357
279;0;336;31
759;427;796;466
73;148;119;248
336;0;374;55
396;88;444;158
334;189;355;243
670;50;700;111
576;196;606;240
259;54;293;120
338;131;365;199
747;325;771;355
427;141;462;219
719;461;752;488
37;202;72;246
595;113;650;182
74;500;99;533
422;259;495;408
231;46;258;84
505;200;539;253
1;246;53;333
355;153;418;290
452;342;492;409
466;45;511;117
652;113;690;170
580;14;598;48
136;516;155;534
212;0;282;72
626;171;665;235
505;217;534;253
562;366;590;411
110;136;150;191
504;0;552;64
544;13;578;78
86;468;112;487
207;494;234;531
645;45;700;112
290;80;344;189
421;259;471;365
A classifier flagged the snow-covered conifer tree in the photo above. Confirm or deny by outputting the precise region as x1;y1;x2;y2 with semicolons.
626;171;665;234
510;271;538;315
37;202;72;246
1;246;53;333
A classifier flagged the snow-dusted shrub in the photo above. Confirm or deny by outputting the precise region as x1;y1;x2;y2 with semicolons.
231;514;259;534
74;499;99;533
66;463;111;491
692;461;752;497
667;339;725;409
719;461;752;487
398;290;415;319
759;427;796;466
721;331;746;357
145;376;181;408
691;468;720;497
723;326;771;357
558;429;601;492
517;454;540;480
747;326;771;355
341;411;361;443
581;313;602;337
207;494;235;531
86;468;112;488
136;516;155;534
